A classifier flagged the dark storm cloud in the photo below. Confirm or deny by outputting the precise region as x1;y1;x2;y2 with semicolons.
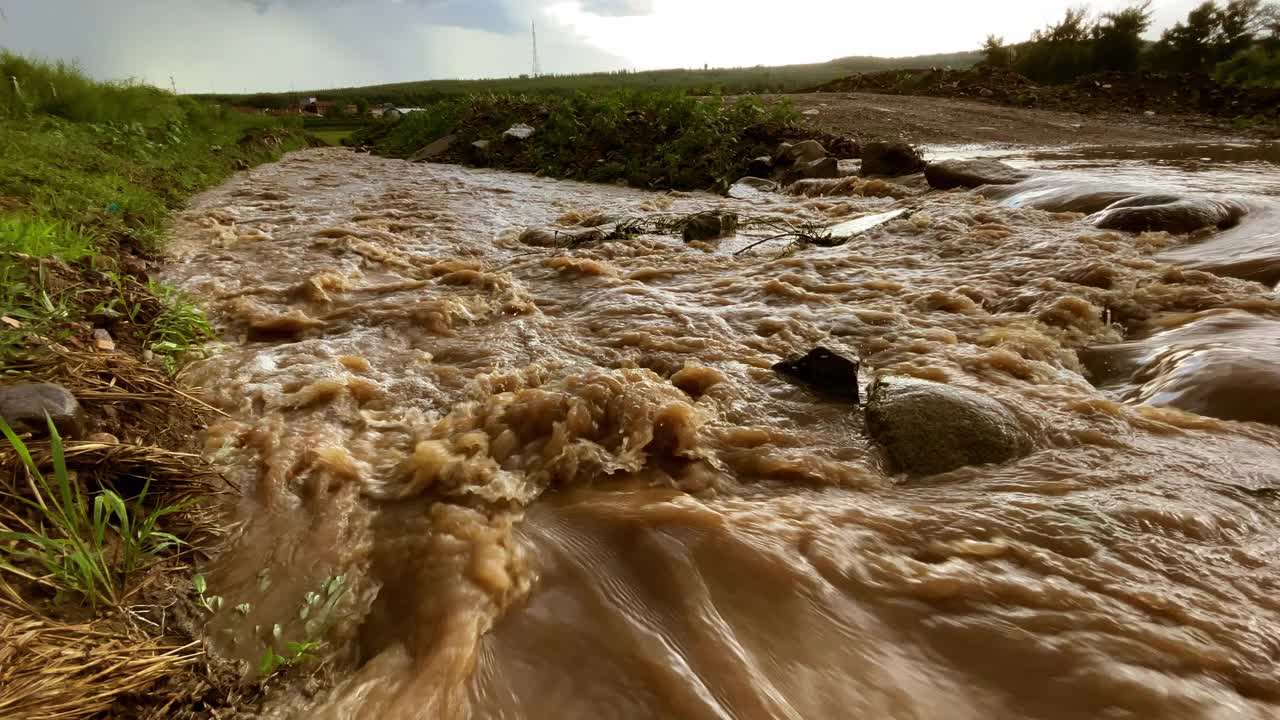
237;0;520;33
579;0;656;16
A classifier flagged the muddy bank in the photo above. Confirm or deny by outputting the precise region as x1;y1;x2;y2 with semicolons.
806;67;1280;130
166;147;1280;719
781;92;1247;146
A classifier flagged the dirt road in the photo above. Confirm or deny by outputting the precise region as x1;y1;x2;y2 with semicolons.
781;92;1238;146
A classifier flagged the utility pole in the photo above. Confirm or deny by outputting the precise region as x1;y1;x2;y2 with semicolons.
531;20;542;78
170;75;178;94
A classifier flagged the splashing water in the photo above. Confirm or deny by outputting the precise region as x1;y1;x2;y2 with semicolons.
164;144;1280;719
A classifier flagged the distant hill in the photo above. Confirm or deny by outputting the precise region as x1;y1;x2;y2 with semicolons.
200;51;982;108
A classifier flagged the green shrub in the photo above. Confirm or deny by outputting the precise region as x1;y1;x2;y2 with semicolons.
1216;46;1280;87
354;90;803;190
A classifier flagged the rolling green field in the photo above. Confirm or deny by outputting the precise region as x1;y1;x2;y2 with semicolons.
201;51;981;108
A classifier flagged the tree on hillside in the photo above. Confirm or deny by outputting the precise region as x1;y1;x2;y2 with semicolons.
982;35;1013;68
1093;2;1154;72
1217;0;1266;58
1017;7;1096;82
1155;1;1223;71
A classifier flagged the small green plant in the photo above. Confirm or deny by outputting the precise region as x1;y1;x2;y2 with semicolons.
147;281;214;374
0;416;191;606
260;640;325;676
193;573;225;612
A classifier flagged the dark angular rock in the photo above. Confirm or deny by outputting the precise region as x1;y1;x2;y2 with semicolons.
746;156;774;178
795;156;840;180
0;382;87;439
407;134;455;162
860;141;925;177
773;347;860;402
925;159;1029;190
682;212;739;242
865;377;1031;476
828;136;861;159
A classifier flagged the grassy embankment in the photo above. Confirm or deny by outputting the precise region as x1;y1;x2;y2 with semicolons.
0;52;311;718
351;90;843;191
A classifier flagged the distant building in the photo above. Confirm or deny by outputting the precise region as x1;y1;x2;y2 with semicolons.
383;106;424;120
301;99;337;117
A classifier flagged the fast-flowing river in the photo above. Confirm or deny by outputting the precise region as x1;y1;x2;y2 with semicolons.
164;142;1280;720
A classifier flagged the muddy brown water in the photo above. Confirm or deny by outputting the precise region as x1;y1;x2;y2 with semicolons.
164;144;1280;719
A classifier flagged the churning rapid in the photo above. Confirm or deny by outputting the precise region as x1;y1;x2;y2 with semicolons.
163;144;1280;719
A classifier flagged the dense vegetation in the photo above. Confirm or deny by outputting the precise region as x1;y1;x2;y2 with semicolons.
983;0;1280;87
0;51;308;362
202;51;980;110
351;91;836;191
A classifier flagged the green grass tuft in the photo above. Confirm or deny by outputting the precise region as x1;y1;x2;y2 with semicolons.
0;416;192;606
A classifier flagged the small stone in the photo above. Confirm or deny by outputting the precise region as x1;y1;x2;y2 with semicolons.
682;212;739;242
1144;110;1156;117
865;377;1031;476
773;347;860;402
0;382;87;439
92;328;115;352
502;123;535;142
86;432;120;444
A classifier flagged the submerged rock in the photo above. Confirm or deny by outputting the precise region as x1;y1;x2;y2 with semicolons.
728;177;779;199
682;212;739;242
1088;194;1248;234
865;377;1030;476
860;141;925;177
926;159;1029;190
773;347;860;402
0;382;87;439
407;134;455;162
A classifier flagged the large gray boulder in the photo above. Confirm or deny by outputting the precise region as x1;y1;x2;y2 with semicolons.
926;159;1029;190
865;377;1031;476
860;141;925;177
0;382;87;439
1087;194;1248;234
781;139;828;166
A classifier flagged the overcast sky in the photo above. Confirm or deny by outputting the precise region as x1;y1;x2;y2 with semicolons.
0;0;1208;93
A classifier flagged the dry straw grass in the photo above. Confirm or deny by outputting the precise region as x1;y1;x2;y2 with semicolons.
1;347;236;718
0;596;201;720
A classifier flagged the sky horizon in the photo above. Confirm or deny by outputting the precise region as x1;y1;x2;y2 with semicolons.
0;0;1212;94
